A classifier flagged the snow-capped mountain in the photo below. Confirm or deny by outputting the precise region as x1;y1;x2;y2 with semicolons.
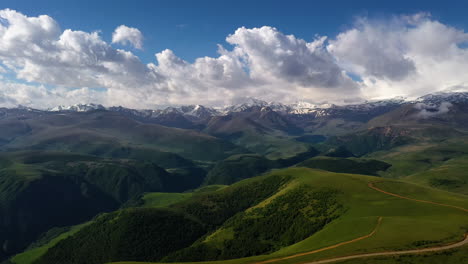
222;98;271;113
46;92;468;121
288;102;322;115
416;92;468;105
179;105;221;120
47;98;405;119
222;98;315;114
49;103;105;112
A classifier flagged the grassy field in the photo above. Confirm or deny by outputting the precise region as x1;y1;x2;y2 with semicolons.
368;137;468;194
108;167;468;264
230;131;309;160
335;244;468;264
140;184;228;208
141;192;193;208
0;150;209;262
192;185;227;193
406;155;468;195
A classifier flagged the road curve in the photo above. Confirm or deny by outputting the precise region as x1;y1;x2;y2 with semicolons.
299;182;468;264
255;217;383;264
368;182;468;213
255;181;468;264
302;234;468;264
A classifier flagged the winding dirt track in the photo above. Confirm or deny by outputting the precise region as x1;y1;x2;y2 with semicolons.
368;182;468;213
254;181;468;264
255;217;383;264
301;234;468;264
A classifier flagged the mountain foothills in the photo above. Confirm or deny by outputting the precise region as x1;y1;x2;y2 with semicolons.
0;92;468;264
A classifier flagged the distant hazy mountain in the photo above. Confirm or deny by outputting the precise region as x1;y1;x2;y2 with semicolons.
45;92;468;121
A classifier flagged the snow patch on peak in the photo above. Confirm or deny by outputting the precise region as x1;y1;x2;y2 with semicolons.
49;103;105;112
416;92;468;104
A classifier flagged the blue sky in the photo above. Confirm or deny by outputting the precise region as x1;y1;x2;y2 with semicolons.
3;0;467;63
0;0;467;108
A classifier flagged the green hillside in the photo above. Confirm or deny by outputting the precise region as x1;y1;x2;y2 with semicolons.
204;111;308;159
14;167;468;264
203;154;278;185
203;148;319;185
0;150;206;261
0;111;244;162
137;185;228;208
407;156;468;195
368;136;468;194
34;208;207;264
19;173;290;264
5;103;468;264
140;192;193;208
10;222;92;264
326;124;466;157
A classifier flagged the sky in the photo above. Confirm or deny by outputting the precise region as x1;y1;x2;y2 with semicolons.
0;0;467;109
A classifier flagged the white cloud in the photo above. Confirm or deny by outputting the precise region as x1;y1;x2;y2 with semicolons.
0;9;164;103
327;13;468;100
0;9;467;109
112;25;143;50
327;20;416;80
149;26;362;106
226;27;357;89
0;80;109;109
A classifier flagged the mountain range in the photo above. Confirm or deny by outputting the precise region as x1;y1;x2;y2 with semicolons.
43;92;467;131
1;92;468;264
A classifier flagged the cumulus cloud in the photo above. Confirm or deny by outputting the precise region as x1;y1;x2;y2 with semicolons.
0;80;109;109
226;27;357;89
328;13;468;100
0;9;165;104
152;27;360;105
0;9;365;108
0;9;467;109
112;25;143;49
328;19;416;80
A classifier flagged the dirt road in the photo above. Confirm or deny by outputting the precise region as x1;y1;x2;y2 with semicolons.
301;233;468;264
255;217;383;264
254;181;468;264
368;182;468;213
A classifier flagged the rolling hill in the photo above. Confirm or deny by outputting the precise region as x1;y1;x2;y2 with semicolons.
203;147;319;185
204;109;308;159
0;150;206;261
0;110;244;162
3;92;468;264
11;167;468;264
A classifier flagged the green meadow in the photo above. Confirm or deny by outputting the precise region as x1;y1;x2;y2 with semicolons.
84;167;468;264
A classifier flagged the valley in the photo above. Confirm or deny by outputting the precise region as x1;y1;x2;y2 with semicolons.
1;92;468;264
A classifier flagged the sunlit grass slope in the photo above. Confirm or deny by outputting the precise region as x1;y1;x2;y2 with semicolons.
369;136;468;194
102;167;467;264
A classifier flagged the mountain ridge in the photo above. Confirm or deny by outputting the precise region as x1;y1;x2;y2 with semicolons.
42;92;468;119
